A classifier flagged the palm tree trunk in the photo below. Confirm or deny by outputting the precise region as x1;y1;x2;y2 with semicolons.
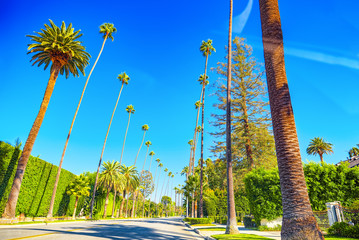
134;131;146;166
90;83;125;219
125;191;130;218
225;0;239;234
47;34;109;219
148;163;158;217
72;196;79;219
199;48;209;218
191;193;195;217
320;154;324;164
120;190;126;217
103;187;112;219
154;169;161;214
111;188;117;218
131;191;137;218
2;62;62;219
120;112;132;165
258;0;323;239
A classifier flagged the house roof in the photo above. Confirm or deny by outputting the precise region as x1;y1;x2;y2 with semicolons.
336;156;359;168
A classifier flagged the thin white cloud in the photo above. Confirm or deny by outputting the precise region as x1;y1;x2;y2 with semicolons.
284;47;359;70
233;0;253;34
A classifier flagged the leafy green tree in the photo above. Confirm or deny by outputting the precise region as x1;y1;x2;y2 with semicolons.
139;170;154;217
3;20;90;219
148;158;160;217
120;105;135;164
212;37;276;170
306;137;334;163
90;72;130;218
258;1;323;237
98;161;122;218
66;174;90;219
48;22;116;219
119;165;139;218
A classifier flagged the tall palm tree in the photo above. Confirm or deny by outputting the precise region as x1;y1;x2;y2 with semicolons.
192;125;202;174
154;162;163;215
148;151;155;172
2;20;90;219
120;105;135;165
90;72;130;218
224;0;239;234
142;141;152;171
181;166;189;217
148;158;160;217
187;140;194;177
119;165;139;218
98;161;121;219
47;23;116;219
198;40;214;217
66;174;90;219
134;124;149;166
258;0;323;238
306;137;333;163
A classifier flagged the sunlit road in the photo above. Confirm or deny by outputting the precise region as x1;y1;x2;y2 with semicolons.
0;217;203;240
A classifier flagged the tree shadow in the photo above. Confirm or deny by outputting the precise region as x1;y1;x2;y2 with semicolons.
0;145;21;201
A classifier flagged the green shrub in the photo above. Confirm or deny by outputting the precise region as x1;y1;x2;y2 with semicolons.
327;222;359;238
258;224;281;231
243;216;256;228
183;217;212;225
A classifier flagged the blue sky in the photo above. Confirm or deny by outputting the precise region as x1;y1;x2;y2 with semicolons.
1;0;359;201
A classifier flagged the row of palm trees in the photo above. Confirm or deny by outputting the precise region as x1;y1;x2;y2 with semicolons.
0;20;180;221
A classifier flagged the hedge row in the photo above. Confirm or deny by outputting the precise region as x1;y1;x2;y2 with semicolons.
0;141;78;217
183;217;213;225
244;162;359;225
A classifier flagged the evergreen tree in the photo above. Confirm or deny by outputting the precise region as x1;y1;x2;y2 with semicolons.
211;37;276;170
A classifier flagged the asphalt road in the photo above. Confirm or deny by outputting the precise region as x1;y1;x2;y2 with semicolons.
0;217;203;240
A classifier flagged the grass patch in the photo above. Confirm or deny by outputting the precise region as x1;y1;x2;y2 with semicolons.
325;235;359;240
211;234;272;239
199;227;226;231
191;223;216;227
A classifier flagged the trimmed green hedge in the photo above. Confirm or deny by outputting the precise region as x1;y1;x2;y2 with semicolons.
244;162;359;225
0;141;79;217
328;222;359;238
183;217;213;225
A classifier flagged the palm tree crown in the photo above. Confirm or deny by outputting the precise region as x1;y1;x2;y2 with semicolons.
142;124;149;131
349;145;359;157
145;141;152;147
306;137;333;163
149;151;155;156
126;105;135;114
99;23;117;41
156;158;160;164
195;100;202;109
98;160;122;189
27;19;91;78
199;39;216;57
66;174;90;198
118;72;130;85
198;74;209;86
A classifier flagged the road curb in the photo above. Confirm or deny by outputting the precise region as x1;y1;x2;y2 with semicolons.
181;220;216;240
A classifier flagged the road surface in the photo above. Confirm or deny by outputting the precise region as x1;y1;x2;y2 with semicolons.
0;217;203;240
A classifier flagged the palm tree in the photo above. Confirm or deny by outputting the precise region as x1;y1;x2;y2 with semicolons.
192;125;202;174
119;165;139;218
198;51;213;218
148;151;155;172
154;162;163;215
258;0;323;238
134;124;149;166
98;161;121;219
47;23;116;219
306;137;334;163
111;172;125;218
349;144;359;158
148;158;160;217
224;0;239;234
2;20;90;219
90;72;130;218
181;166;189;217
187;140;194;177
66;174;90;219
142;141;152;171
120;105;135;165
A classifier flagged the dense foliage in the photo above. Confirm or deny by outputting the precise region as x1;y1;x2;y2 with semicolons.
243;162;359;224
0;141;78;217
328;222;359;238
